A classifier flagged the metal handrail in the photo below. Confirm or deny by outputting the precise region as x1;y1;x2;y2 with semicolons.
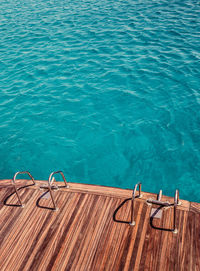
47;171;69;210
130;182;142;226
173;189;180;234
12;171;35;207
48;171;68;186
147;189;181;233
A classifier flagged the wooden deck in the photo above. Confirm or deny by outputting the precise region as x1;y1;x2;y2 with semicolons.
0;179;200;271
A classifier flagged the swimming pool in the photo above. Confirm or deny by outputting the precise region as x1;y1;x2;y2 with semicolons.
0;0;200;202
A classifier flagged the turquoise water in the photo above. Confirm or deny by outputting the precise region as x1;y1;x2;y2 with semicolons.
0;0;200;202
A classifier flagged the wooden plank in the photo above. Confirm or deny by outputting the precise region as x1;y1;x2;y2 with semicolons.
46;194;91;271
190;202;200;213
128;203;151;271
26;192;86;271
56;194;100;270
76;197;118;271
89;197;126;271
0;180;199;271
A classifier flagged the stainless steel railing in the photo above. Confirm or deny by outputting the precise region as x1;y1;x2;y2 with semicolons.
46;171;69;210
147;189;181;233
12;171;35;207
130;182;142;226
129;183;180;233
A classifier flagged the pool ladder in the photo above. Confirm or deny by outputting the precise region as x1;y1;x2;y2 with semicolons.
130;183;181;233
11;171;69;210
40;171;69;211
12;171;35;207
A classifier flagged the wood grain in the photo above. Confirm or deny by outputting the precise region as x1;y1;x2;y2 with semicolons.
0;179;199;271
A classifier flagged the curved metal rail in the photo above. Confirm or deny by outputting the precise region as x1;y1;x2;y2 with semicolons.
12;171;35;207
130;182;142;226
147;189;180;233
173;189;180;233
47;171;69;210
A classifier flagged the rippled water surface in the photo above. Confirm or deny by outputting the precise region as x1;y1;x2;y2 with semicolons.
0;0;200;201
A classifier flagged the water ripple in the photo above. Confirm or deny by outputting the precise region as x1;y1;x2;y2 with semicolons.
0;0;200;201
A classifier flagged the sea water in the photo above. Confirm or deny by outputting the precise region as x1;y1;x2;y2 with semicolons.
0;0;200;202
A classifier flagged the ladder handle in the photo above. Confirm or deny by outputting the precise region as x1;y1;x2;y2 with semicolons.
173;189;180;233
147;189;180;233
174;189;179;205
132;182;142;199
12;171;35;206
130;183;142;226
48;171;68;186
47;171;69;210
13;171;35;185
